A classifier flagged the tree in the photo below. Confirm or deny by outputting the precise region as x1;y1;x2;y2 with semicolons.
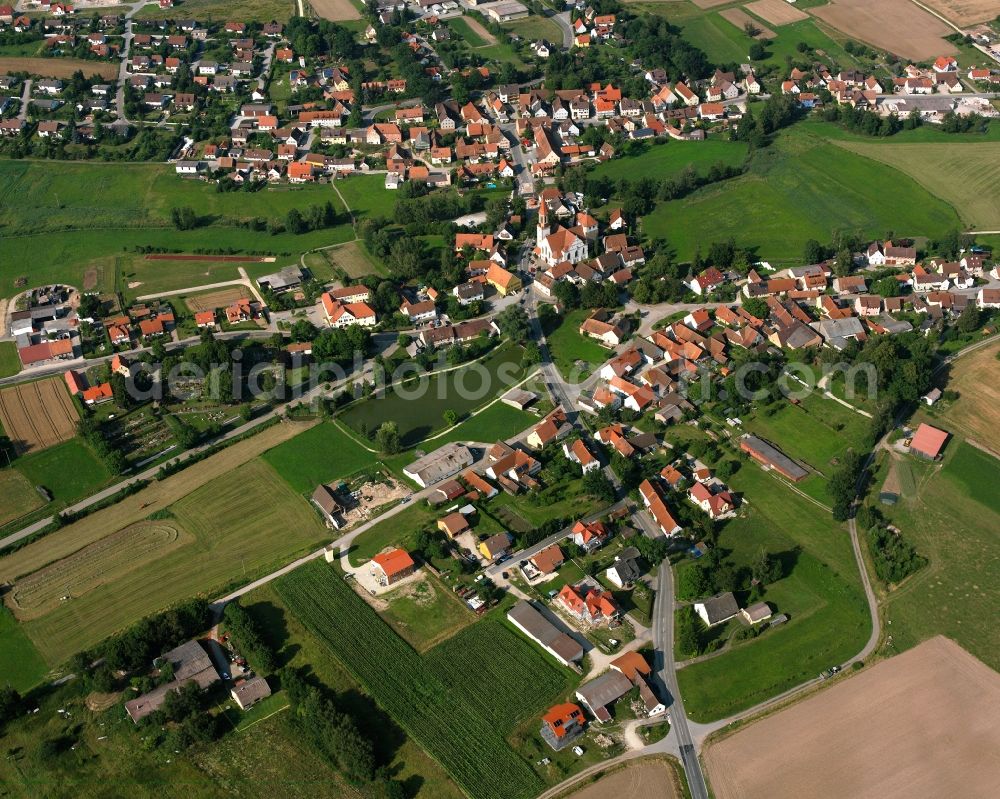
0;686;22;726
495;306;531;342
375;421;400;454
872;276;901;298
675;606;702;657
750;548;781;586
582;469;615;502
170;206;198;230
676;563;711;600
741;296;768;320
834;247;853;277
956;303;980;334
286;208;307;234
803;239;825;264
443;409;458;427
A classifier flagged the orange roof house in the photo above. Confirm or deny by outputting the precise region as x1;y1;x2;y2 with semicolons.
82;382;114;404
371;548;416;586
909;423;949;460
530;544;564;575
195;310;216;327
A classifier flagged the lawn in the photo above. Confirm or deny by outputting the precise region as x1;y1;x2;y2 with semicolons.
545;308;612;382
13;438;112;506
379;573;476;652
432;399;537;446
676;464;871;722
0;469;44;527
348;503;436;566
330;173;396;220
19;458;331;665
0;341;20;378
306;239;386;281
502;14;563;42
262;420;375;494
275;560;546;799
136;0;295;20
940;441;1000;515
591;138;749;183
0;605;48;691
448;15;488;47
643;125;961;263
340;344;528;447
486;476;602;529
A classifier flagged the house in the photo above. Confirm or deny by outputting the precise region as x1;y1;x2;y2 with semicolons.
231;676;271;710
463;469;498;499
978;288;1000;309
540;703;586;750
404;443;474;487
579;314;623;347
563;438;600;474
741;602;772;625
194;310;216;329
485;263;521;295
909;423;948;460
82;383;114;405
689;481;735;519
437;511;470;538
605;549;641;589
507;600;584;666
527;408;570;449
572;519;609;551
321;294;377;328
453;280;485;305
371;548;416;586
399;298;437;323
575;670;633;723
739;435;808;481
557;583;619;624
610;651;664;716
479;531;513;561
694;592;740;626
311;484;344;529
530;544;564;575
639;479;682;536
124;640;220;723
688;267;725;296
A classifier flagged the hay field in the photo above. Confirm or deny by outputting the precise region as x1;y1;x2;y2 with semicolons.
720;8;776;38
0;470;44;527
834;140;1000;230
310;0;362;21
17;456;332;665
705;637;1000;799
0;57;119;81
565;760;679;799
937;339;1000;448
0;419;316;585
184;286;250;313
744;0;808;24
811;0;955;60
0;377;79;455
917;0;998;26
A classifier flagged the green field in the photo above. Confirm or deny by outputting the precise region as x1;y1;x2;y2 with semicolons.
432;400;536;446
21;459;331;665
329;173;397;220
502;15;563;43
0;469;44;528
591;139;749;182
13;438;112;506
676;464;870;721
832;140;1000;230
263;421;376;494
449;15;488;47
348;503;436;566
0;341;20;378
0;605;48;691
136;0;295;20
275;560;546;799
940;442;1000;516
340;345;528;446
379;573;476;652
545;308;612;382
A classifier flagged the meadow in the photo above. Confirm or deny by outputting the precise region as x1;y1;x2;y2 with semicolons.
262;420;376;494
0;469;44;527
676;464;871;721
545;308;612;382
275;560;546;799
0;605;48;692
590;138;749;182
501;15;563;43
12;438;111;505
136;0;295;20
431;399;537;447
347;503;436;565
923;339;1000;447
0;341;19;378
643;126;961;263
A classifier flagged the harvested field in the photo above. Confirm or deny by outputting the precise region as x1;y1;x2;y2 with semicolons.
0;469;45;527
0;377;79;455
917;0;998;26
704;636;1000;799
744;0;808;25
0;419;317;586
812;0;955;60
184;286;250;314
10;521;190;619
0;57;119;81
691;0;740;8
937;339;1000;448
319;240;384;279
720;7;775;38
309;0;361;21
565;759;679;799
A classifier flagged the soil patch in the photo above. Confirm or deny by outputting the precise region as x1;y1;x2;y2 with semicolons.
744;0;808;25
0;377;80;455
811;0;955;60
564;759;679;799
720;7;776;38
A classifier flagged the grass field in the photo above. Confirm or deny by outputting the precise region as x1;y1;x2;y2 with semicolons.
0;605;48;692
925;339;1000;448
0;341;19;378
449;15;489;46
940;442;1000;515
502;15;563;42
591;139;748;183
330;173;397;220
305;240;385;281
0;57;119;80
263;420;375;494
0;469;44;527
340;345;528;446
644;126;961;263
431;399;537;447
379;573;476;652
833;140;1000;230
12;438;111;506
676;464;870;721
545;308;613;382
276;560;545;799
136;0;295;20
348;503;436;566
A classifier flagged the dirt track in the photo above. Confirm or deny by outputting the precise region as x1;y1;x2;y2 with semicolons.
705;636;1000;799
812;0;955;60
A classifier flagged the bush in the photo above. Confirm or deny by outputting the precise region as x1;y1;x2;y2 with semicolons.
223;601;277;674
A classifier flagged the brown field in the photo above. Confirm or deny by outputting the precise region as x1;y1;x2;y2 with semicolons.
0;470;45;528
309;0;361;21
939;339;1000;450
691;0;739;9
0;57;119;81
564;760;679;799
720;7;776;38
744;0;808;25
0;418;317;585
0;377;79;455
917;0;998;26
322;240;384;279
463;14;498;45
184;286;250;314
705;636;1000;799
812;0;956;60
9;520;190;620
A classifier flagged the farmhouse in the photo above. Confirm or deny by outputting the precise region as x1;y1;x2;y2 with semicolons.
540;703;586;751
371;548;417;586
605;549;642;589
479;531;513;561
739;435;808;481
909;423;949;460
741;602;772;625
311;484;345;529
639;478;682;536
530;544;565;575
507;600;584;666
231;676;272;710
437;511;470;538
694;592;740;627
575;670;633;723
257;265;303;293
404;443;474;487
124;640;220;723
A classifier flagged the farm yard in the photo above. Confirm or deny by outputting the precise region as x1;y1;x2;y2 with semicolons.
704;637;1000;799
275;560;547;799
810;0;956;61
377;574;476;652
309;0;363;21
0;57;119;81
0;377;79;455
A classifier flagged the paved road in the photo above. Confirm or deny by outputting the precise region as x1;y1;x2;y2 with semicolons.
114;2;144;124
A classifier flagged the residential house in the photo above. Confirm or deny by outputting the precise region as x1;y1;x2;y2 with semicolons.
371;548;416;586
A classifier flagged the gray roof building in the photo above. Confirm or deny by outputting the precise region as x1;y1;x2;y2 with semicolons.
124;640;219;723
575;670;634;722
257;265;304;293
695;592;740;627
403;443;474;488
507;600;583;667
231;675;272;710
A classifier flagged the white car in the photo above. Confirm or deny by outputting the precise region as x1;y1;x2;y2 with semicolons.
572;746;584;756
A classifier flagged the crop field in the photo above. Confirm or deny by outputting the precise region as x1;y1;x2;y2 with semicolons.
590;139;748;182
182;286;250;313
262;420;374;494
744;0;808;24
811;0;955;60
705;637;1000;799
275;560;545;799
833;141;1000;230
565;760;679;799
0;57;119;80
719;8;775;38
644;127;961;263
9;521;190;620
15;457;331;664
0;469;44;527
424;619;572;733
928;340;1000;450
916;0;999;25
11;438;111;507
0;377;79;455
340;345;527;446
310;0;362;21
677;464;870;722
137;0;296;20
